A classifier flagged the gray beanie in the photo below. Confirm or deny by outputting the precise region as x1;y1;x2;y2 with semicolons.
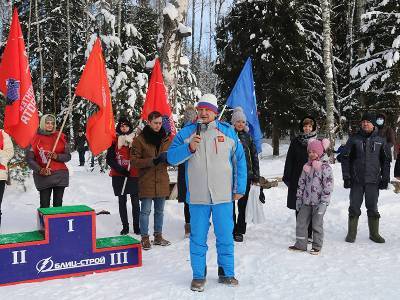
231;107;249;132
231;106;247;124
182;105;197;125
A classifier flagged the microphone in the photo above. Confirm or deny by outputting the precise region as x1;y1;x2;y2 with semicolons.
196;120;202;136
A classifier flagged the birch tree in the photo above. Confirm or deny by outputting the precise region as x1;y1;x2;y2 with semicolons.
66;0;74;142
321;0;335;150
34;0;44;112
160;0;191;109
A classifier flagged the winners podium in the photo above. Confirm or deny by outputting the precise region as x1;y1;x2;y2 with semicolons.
0;205;142;286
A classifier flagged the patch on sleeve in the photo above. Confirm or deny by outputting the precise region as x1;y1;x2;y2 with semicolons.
217;136;224;142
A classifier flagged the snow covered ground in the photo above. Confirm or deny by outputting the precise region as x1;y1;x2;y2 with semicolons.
2;143;400;299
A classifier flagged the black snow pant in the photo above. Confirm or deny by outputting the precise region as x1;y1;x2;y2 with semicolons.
349;183;380;217
118;194;140;231
40;187;65;208
233;199;247;235
184;201;190;224
0;180;5;226
233;180;251;235
78;150;86;166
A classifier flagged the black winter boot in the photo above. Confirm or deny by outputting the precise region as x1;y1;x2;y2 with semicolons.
345;216;359;243
133;223;140;235
368;216;385;243
120;225;129;235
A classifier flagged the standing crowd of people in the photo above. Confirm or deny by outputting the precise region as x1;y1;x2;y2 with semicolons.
0;93;399;292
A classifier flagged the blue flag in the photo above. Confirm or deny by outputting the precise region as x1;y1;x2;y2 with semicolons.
226;57;263;153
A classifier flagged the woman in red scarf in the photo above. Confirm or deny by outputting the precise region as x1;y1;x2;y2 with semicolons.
26;114;71;208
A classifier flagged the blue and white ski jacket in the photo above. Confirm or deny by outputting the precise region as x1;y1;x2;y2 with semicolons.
167;120;247;205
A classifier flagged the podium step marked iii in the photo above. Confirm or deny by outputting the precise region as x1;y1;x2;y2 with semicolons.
0;205;142;286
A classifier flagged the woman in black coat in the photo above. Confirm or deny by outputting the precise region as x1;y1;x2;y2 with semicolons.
106;117;140;235
231;107;260;242
283;116;317;239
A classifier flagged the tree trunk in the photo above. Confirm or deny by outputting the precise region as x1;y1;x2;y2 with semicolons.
27;0;32;58
35;0;44;112
197;0;204;55
346;0;356;71
208;0;212;63
191;0;195;62
160;0;190;110
67;0;74;142
355;0;366;108
321;0;335;155
117;0;122;73
272;119;280;156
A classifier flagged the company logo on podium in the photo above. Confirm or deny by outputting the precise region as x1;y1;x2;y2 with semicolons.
0;205;142;286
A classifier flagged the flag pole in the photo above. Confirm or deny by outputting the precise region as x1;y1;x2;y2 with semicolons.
45;94;77;168
218;104;227;121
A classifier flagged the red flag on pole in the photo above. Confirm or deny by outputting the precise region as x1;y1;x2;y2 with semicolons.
0;8;39;148
75;38;116;155
141;58;176;135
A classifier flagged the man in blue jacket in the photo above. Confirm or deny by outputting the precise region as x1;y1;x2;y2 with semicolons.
168;94;247;292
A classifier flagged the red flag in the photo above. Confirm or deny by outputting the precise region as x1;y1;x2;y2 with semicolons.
142;59;176;135
75;38;116;155
0;8;39;148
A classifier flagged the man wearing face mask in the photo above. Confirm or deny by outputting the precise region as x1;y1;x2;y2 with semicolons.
376;113;396;157
342;112;391;244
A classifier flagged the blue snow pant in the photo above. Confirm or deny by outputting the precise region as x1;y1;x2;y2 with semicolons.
189;202;234;280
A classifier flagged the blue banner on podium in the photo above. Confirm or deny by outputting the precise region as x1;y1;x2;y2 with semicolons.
0;205;142;286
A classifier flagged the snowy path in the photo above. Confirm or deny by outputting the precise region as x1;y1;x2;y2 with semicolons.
1;147;400;299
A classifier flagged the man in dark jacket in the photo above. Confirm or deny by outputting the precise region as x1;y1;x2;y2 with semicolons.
342;112;391;243
74;129;87;166
376;112;397;157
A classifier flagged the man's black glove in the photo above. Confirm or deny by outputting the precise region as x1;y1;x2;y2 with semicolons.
343;178;352;189
259;187;265;204
120;169;130;177
379;180;389;190
153;152;168;165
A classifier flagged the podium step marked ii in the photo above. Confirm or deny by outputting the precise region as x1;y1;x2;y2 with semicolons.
0;205;142;286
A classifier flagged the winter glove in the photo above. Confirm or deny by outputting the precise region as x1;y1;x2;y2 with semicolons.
120;169;130;177
378;180;389;190
39;168;51;176
153;152;168;165
47;152;58;160
259;187;265;204
343;178;352;189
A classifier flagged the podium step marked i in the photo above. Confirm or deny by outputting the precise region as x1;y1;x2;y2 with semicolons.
0;205;142;286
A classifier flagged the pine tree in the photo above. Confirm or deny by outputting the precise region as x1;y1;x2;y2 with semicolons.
350;0;400;112
215;0;311;154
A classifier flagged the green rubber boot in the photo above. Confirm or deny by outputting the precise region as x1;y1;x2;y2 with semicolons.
345;216;359;243
368;216;385;243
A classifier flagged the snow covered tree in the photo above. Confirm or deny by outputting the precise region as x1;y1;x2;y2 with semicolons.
350;0;400;112
159;0;195;110
215;0;310;154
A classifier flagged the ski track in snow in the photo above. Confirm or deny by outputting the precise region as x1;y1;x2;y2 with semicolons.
1;146;400;299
